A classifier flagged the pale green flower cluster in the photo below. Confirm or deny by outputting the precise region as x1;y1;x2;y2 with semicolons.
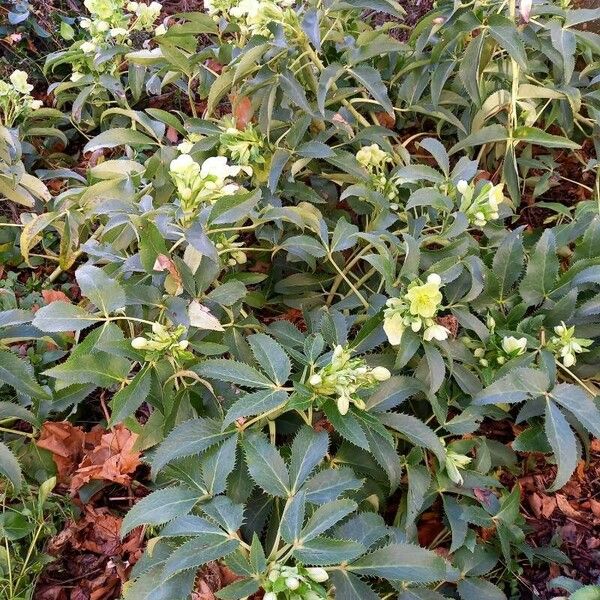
204;0;295;35
263;563;329;600
309;345;390;415
219;123;267;175
457;180;504;227
215;234;247;267
548;322;592;368
70;0;163;80
169;154;242;222
472;334;527;368
383;274;450;346
0;71;43;127
355;143;401;205
131;322;192;360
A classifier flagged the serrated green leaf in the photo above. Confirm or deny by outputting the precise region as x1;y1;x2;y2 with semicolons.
162;537;239;579
281;491;306;544
32;302;100;332
303;467;362;504
223;389;287;429
474;368;549;405
83;128;157;152
195;359;274;389
121;487;199;535
293;537;365;566
329;571;379;600
289;427;329;493
151;418;233;475
379;412;446;463
247;333;291;385
109;364;152;425
201;434;239;496
0;350;50;400
350;64;394;115
0;441;22;490
76;264;126;315
458;577;507;600
300;499;357;542
348;542;449;582
243;432;290;497
488;14;528;70
545;399;578;492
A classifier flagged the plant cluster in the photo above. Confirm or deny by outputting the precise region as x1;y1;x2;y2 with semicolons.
0;0;600;599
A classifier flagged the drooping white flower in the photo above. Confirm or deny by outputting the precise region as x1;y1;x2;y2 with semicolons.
423;323;450;342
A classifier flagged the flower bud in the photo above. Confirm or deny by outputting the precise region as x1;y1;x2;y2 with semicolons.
263;593;277;600
306;567;329;583
426;273;441;286
371;366;391;381
131;337;148;350
309;374;322;386
337;394;350;415
285;577;300;590
456;180;469;194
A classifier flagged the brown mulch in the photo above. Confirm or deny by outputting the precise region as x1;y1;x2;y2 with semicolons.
519;439;600;598
370;0;434;41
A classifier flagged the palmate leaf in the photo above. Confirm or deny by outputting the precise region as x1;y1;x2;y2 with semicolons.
121;486;200;535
